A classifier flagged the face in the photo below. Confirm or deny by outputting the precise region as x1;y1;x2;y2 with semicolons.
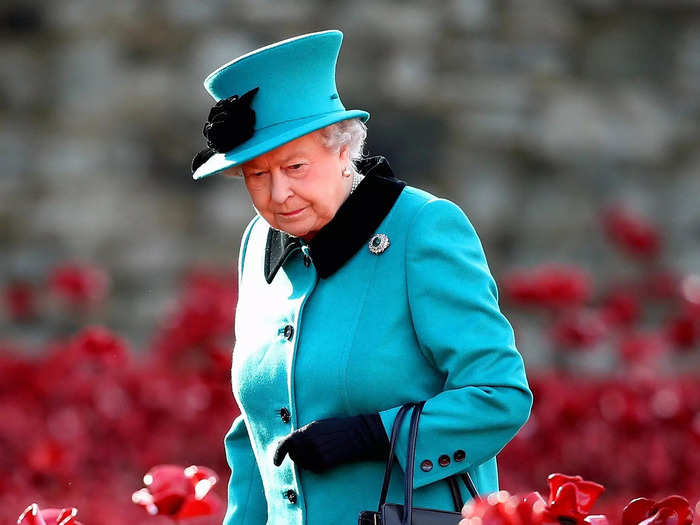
235;130;352;241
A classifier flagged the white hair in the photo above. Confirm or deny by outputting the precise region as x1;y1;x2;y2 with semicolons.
316;117;368;171
226;117;367;178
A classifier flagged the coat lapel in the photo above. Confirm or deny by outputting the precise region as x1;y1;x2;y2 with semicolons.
264;228;301;284
263;155;406;283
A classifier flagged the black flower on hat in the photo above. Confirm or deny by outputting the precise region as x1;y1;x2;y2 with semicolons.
191;86;259;174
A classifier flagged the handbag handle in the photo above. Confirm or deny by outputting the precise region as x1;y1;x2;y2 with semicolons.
448;473;482;508
377;401;482;524
377;403;415;511
402;400;426;525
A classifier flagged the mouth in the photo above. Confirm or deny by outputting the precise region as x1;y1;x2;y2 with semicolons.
279;208;305;217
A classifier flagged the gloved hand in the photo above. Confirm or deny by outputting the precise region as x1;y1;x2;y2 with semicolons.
273;414;390;474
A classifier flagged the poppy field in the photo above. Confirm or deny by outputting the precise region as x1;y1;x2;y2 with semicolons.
3;203;698;525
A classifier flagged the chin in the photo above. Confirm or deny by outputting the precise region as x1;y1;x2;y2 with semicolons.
266;215;318;239
277;220;313;237
275;224;309;238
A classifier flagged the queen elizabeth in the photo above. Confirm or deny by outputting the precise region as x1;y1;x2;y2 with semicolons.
191;29;533;525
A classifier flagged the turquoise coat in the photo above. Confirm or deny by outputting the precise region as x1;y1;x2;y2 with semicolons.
223;157;533;525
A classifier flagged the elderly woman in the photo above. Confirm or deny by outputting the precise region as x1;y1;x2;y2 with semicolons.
191;30;533;525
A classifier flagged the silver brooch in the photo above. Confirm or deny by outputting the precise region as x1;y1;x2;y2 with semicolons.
368;233;390;254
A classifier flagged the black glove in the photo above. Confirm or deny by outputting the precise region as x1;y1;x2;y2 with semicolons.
273;414;390;474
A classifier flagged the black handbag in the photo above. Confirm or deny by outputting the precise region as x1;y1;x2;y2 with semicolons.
358;401;481;525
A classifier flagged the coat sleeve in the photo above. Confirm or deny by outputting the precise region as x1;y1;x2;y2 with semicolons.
377;197;533;489
222;414;268;525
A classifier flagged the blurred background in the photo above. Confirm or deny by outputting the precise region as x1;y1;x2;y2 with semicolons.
1;1;699;524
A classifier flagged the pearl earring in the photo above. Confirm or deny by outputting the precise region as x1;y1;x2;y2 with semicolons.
342;166;352;177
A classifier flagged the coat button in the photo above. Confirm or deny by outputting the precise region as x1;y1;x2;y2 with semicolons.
280;407;290;423
285;489;297;504
453;450;466;462
420;460;433;472
283;324;294;340
438;454;451;467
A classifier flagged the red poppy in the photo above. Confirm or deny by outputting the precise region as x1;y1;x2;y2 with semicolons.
25;437;80;477
599;287;641;327
665;311;698;350
621;495;693;525
18;503;83;525
502;264;592;310
543;473;606;525
148;267;236;368
550;309;608;349
132;464;223;519
601;206;660;259
460;486;609;525
618;330;668;364
47;261;109;309
69;325;130;367
3;280;36;321
460;490;542;525
518;492;549;525
665;275;700;349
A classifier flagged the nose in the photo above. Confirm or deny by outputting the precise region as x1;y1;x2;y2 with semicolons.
269;169;293;204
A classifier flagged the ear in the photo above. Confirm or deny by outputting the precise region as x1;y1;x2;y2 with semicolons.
339;144;350;164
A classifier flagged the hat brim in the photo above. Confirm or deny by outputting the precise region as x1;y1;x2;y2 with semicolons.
192;109;370;180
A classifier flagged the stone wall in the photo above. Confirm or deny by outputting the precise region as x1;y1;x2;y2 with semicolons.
2;0;699;353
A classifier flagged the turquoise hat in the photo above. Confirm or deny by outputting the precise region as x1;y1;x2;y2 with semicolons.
192;29;370;181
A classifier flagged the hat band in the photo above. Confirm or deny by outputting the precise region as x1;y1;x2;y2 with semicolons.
253;108;351;133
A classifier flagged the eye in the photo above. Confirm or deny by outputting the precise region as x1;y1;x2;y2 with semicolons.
288;163;305;171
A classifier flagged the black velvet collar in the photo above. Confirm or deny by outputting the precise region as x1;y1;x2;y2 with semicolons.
263;156;406;283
